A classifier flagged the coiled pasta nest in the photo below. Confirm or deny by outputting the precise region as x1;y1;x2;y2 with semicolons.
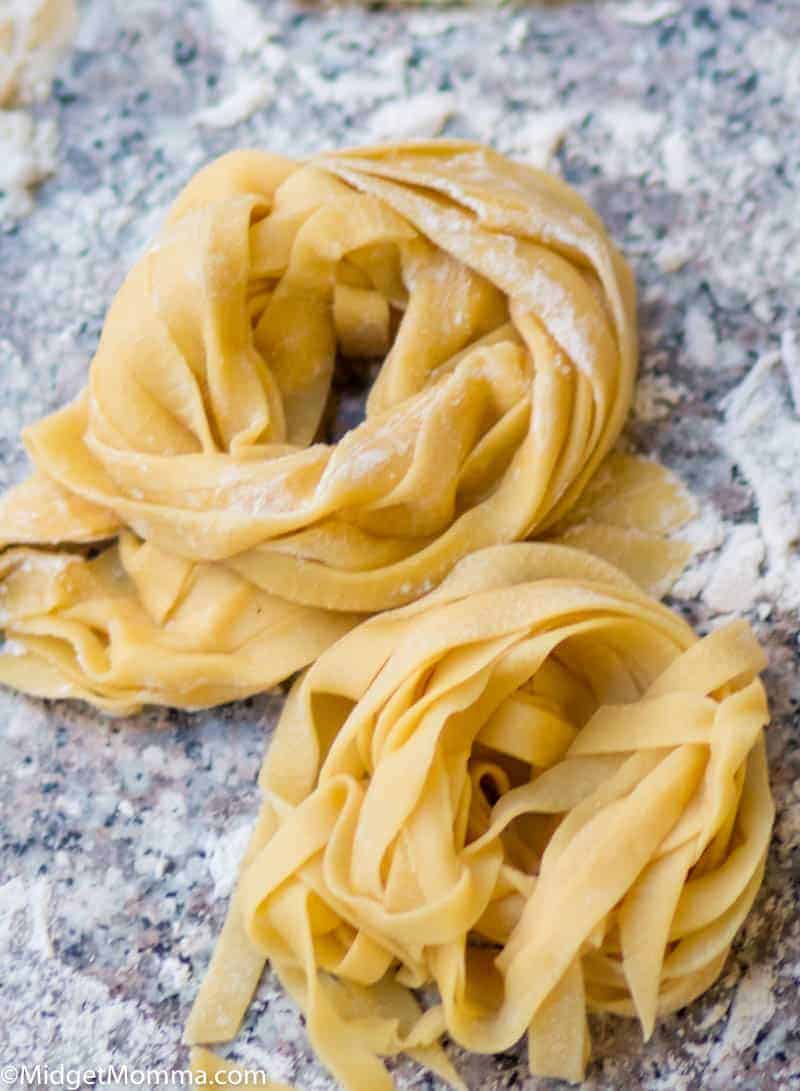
0;140;676;713
187;544;773;1089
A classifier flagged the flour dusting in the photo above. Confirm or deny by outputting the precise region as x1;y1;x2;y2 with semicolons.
780;329;800;417
28;876;53;958
194;76;274;129
0;0;798;1085
605;1;681;25
193;0;285;129
1;871;176;1065
719;353;800;610
703;523;765;614
206;0;277;59
674;353;800;614
367;92;457;142
684;306;718;369
713;965;776;1064
511;108;579;170
205;822;252;899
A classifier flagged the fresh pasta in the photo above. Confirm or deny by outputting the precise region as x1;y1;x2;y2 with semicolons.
186;543;773;1088
0;140;692;713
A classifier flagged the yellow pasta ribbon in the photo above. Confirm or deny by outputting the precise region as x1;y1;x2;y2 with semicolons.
185;542;773;1087
0;141;693;713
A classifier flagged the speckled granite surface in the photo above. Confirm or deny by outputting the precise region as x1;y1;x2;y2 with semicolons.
1;1;800;1087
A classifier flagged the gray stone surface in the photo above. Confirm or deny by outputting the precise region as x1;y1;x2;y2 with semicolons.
1;0;799;1088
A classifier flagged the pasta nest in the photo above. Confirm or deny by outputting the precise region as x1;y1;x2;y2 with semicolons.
187;544;774;1089
0;141;643;712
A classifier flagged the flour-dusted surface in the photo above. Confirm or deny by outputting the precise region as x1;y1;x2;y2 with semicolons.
1;1;799;1088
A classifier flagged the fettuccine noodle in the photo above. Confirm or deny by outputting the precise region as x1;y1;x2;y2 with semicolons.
186;543;773;1088
0;141;692;713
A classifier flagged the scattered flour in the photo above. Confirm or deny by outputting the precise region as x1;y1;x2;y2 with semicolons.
684;306;718;369
505;15;528;51
750;134;781;170
297;48;408;110
703;523;765;614
193;76;274;129
711;965;776;1066
661;129;697;191
0;0;75;224
586;105;664;179
192;0;285;129
367;91;457;142
205;822;252;899
1;871;176;1066
0;874;52;958
671;506;726;602
676;350;800;615
780;328;800;416
678;505;727;557
511;108;580;170
28;876;53;958
745;27;795;95
140;743;166;773
605;1;682;25
719;352;800;611
0;875;27;945
206;0;278;60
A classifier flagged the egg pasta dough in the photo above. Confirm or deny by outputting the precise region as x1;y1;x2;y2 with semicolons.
186;544;773;1088
0;142;692;713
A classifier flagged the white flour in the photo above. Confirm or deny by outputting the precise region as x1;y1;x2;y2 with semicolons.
510;108;578;170
605;1;682;25
1;871;176;1065
193;76;274;129
780;329;800;416
683;306;718;370
673;352;800;616
192;0;285;130
703;523;765;614
718;353;800;612
711;965;776;1068
366;92;457;142
206;0;277;59
205;821;251;899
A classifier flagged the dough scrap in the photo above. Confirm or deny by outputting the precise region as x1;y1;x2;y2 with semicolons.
0;141;693;711
185;542;773;1088
546;451;697;597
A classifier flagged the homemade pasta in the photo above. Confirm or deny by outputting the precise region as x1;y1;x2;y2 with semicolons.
0;139;695;711
186;543;773;1088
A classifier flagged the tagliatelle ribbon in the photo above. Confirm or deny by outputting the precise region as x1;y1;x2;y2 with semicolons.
188;1048;291;1090
0;141;693;713
185;543;773;1088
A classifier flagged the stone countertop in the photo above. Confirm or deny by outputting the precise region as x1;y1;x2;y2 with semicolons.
1;0;799;1087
